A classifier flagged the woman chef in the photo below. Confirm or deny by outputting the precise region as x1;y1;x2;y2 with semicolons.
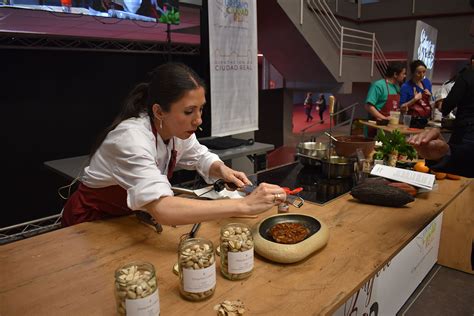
62;63;286;227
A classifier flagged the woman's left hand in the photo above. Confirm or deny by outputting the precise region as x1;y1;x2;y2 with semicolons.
423;89;432;96
214;162;252;188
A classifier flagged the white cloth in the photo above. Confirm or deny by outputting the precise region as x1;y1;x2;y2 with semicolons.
434;80;456;120
82;114;221;210
434;81;455;102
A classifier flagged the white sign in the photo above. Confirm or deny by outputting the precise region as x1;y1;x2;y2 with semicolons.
370;164;435;190
412;20;438;80
334;213;443;316
208;0;258;136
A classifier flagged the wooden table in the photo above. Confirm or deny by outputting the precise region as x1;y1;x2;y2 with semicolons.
1;178;471;315
359;120;425;135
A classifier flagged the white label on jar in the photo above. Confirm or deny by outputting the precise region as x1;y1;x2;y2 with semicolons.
183;262;216;293
228;248;254;274
125;288;160;316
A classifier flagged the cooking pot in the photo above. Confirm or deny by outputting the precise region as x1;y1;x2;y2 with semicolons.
297;154;354;178
297;142;328;158
296;153;322;167
321;156;355;179
332;135;375;158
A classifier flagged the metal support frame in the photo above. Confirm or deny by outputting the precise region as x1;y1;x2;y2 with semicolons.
300;0;304;25
0;212;63;245
0;33;200;55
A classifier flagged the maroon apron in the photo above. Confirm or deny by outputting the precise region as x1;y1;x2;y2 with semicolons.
380;80;400;117
408;82;432;118
61;120;177;227
368;80;400;137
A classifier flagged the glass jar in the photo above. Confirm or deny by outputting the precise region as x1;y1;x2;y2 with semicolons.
178;238;216;301
220;223;254;280
114;261;160;316
278;203;289;213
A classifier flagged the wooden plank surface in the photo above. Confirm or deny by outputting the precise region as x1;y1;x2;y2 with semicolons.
359;120;424;135
438;181;474;274
1;178;471;315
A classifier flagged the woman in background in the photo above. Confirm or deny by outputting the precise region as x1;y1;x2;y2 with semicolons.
400;60;433;119
304;92;314;122
62;62;286;227
316;94;327;124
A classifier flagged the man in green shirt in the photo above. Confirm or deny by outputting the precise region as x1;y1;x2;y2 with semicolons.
365;62;407;120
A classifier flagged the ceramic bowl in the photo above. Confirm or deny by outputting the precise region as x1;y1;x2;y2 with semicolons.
253;213;329;263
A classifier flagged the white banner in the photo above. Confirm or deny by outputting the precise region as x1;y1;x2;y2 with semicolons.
208;0;258;136
334;212;443;316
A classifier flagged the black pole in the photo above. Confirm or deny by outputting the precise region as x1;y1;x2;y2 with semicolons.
198;0;211;138
166;23;171;62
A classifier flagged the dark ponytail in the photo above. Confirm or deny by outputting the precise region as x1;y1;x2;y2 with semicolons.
90;83;149;157
90;62;205;157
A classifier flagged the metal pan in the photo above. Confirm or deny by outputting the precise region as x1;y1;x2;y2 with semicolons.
321;156;355;179
296;153;322;167
297;142;328;158
296;154;355;178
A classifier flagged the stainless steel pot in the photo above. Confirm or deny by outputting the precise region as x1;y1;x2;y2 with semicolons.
296;154;355;178
297;142;328;158
296;153;322;167
321;156;355;179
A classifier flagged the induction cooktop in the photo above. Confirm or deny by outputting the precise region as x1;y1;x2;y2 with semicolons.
255;162;356;205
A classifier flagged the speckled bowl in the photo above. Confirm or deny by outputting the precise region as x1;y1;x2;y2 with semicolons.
252;213;329;264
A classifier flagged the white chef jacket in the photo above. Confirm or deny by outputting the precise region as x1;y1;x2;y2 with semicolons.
82;113;221;210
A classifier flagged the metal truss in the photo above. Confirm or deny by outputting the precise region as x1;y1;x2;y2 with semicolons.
0;33;200;55
0;212;63;245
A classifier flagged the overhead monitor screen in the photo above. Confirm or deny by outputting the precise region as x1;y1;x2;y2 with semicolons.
1;0;179;24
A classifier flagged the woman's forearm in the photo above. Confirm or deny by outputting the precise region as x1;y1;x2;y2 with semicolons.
365;104;387;120
208;160;226;179
145;196;245;226
401;97;416;109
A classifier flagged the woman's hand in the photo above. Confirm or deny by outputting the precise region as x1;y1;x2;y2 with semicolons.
212;162;252;188
408;128;449;160
413;87;423;102
240;182;287;215
423;89;432;96
400;104;408;113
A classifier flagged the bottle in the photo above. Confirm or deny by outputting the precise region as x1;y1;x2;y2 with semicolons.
178;238;216;301
114;261;160;316
220;223;254;280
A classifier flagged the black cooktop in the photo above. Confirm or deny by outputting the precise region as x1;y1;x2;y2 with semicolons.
255;162;356;205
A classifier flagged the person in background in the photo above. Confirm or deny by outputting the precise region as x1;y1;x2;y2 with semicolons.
315;94;327;124
62;62;286;227
408;63;474;178
434;56;474;120
439;54;474;118
400;60;433;119
304;92;314;122
364;61;407;136
433;74;456;121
